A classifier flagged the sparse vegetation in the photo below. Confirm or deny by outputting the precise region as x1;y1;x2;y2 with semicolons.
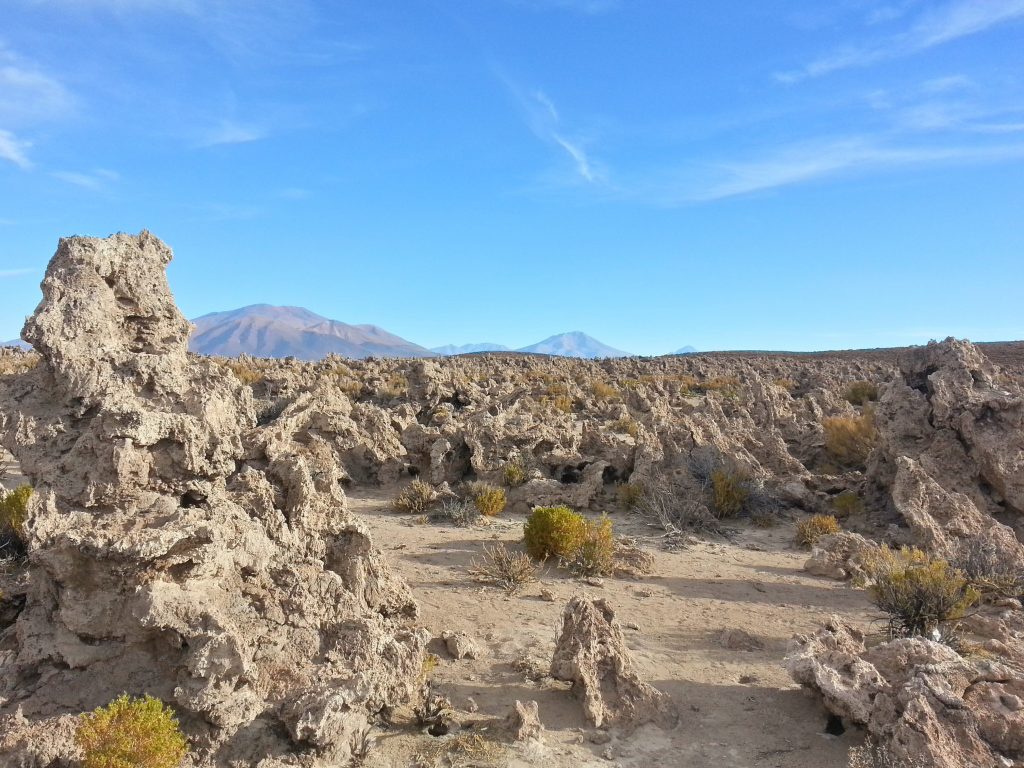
864;546;979;638
0;484;32;541
381;373;408;399
774;378;798;393
393;479;436;514
591;380;618;400
795;514;841;548
502;459;527;488
953;537;1024;601
432;498;480;527
611;415;640;438
844;380;879;406
711;467;750;518
223;359;263;386
616;481;645;509
523;505;588;560
471;484;506;517
566;515;616;577
832;490;864;518
469;542;537;595
848;741;924;768
76;694;188;768
823;409;878;467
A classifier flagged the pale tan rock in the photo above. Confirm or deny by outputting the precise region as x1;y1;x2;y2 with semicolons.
506;699;545;742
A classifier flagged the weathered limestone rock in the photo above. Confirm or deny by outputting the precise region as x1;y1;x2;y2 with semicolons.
804;531;880;581
550;595;678;730
441;630;481;660
0;233;427;767
506;699;545;743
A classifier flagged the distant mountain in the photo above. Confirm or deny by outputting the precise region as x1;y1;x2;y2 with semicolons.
1;339;30;350
517;331;632;359
189;305;434;360
431;343;511;355
674;345;698;355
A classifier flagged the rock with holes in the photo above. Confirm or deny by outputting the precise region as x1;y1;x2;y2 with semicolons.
441;630;482;660
0;233;427;767
506;699;545;743
550;595;678;730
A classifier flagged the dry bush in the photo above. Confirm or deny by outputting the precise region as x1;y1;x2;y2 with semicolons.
795;514;841;548
616;481;645;509
472;485;506;517
612;537;655;576
417;732;506;768
611;416;640;438
832;490;864;518
696;376;741;397
523;506;588;560
548;394;573;413
432;499;481;528
469;543;537;595
865;546;979;638
502;459;527;488
774;378;798;392
380;374;408;399
635;477;722;536
393;479;436;514
223;359;263;386
844;380;879;406
953;537;1024;601
0;352;39;376
711;468;749;518
591;380;618;400
76;694;188;768
823;409;878;467
565;515;616;577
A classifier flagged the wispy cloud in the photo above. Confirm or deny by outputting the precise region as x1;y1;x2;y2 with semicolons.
0;129;32;169
51;168;119;189
0;268;35;278
778;0;1024;82
690;138;1024;201
508;0;620;13
198;120;267;147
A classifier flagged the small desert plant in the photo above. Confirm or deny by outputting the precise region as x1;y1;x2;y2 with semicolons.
616;481;645;509
523;506;588;560
953;537;1024;601
223;359;263;386
379;373;408;399
866;547;979;638
432;498;480;527
471;484;506;517
823;409;878;467
636;476;722;535
502;459;527;488
774;378;798;393
844;380;879;406
0;485;32;540
469;542;537;595
611;416;640;438
832;490;864;518
393;479;436;514
566;515;616;577
848;739;925;768
696;376;741;397
591;380;618;400
795;514;841;548
544;394;573;413
711;467;750;518
76;694;188;768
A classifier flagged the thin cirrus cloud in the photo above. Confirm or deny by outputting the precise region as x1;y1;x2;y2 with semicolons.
778;0;1024;82
197;120;268;148
0;268;36;279
0;129;32;169
50;168;119;190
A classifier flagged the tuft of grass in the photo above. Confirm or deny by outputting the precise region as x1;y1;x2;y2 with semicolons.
774;378;798;393
502;459;527;488
832;491;864;518
844;381;879;406
591;380;619;400
523;506;588;560
823;409;878;467
864;546;979;638
76;694;188;768
795;514;841;548
711;468;750;518
469;543;537;595
432;499;481;527
381;373;408;399
953;537;1024;602
0;485;32;540
611;416;640;438
472;484;507;517
616;481;645;509
393;479;436;514
224;360;263;386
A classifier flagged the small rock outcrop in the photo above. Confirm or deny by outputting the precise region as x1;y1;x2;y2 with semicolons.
506;699;545;743
0;233;427;767
550;595;678;730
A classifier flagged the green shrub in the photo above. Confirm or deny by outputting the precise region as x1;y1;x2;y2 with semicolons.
76;694;188;768
844;381;879;406
823;409;878;467
866;546;979;638
832;491;864;518
523;506;588;560
795;514;841;548
393;479;436;513
472;484;506;517
0;485;32;539
711;468;749;518
616;481;644;509
502;460;527;488
567;515;616;576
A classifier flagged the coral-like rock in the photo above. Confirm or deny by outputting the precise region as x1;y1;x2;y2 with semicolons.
550;595;678;730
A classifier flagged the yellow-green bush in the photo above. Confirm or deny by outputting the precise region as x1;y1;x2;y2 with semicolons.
76;694;188;768
223;359;263;386
393;479;435;513
472;485;506;517
567;515;616;576
0;485;32;539
711;468;749;518
591;381;618;400
823;409;878;467
502;460;527;488
832;490;864;518
866;546;979;637
795;514;841;548
616;481;644;509
611;416;640;438
523;506;588;560
844;381;879;406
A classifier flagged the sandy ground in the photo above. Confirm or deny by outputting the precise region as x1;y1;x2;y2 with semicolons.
354;486;877;768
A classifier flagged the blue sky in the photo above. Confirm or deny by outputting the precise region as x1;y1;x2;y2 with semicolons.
1;0;1022;354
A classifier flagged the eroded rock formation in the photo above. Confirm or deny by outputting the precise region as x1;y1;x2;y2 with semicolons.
0;233;427;767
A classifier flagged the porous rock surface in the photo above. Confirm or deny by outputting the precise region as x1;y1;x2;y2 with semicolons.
549;595;678;730
0;233;427;767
